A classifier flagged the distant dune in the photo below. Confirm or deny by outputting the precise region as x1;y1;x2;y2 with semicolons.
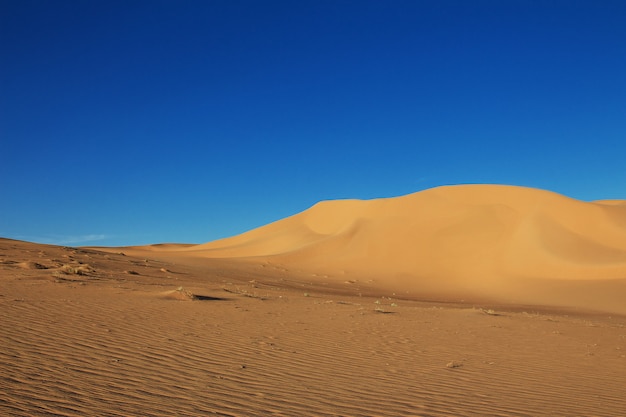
171;184;626;313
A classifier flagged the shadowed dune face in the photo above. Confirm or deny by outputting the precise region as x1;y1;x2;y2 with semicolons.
179;185;626;313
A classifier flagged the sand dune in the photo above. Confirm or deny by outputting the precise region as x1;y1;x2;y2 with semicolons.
168;185;626;313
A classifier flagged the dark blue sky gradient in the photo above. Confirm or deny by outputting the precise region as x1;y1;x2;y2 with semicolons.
2;1;625;245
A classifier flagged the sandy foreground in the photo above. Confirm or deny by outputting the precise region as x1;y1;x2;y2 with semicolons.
2;185;626;416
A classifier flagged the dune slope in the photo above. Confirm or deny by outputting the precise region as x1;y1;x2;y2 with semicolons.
182;185;626;312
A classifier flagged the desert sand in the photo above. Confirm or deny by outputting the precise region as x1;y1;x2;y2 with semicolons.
2;184;626;416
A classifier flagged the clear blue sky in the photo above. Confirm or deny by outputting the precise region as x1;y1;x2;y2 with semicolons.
1;0;625;246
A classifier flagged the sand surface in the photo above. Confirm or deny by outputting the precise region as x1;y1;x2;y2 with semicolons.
2;185;626;416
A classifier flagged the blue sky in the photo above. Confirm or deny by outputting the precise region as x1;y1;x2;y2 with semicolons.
1;0;625;246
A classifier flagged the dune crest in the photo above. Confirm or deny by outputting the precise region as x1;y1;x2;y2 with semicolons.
181;185;626;313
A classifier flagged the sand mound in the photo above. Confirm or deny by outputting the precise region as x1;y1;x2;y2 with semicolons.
181;185;626;312
160;287;198;301
17;261;51;270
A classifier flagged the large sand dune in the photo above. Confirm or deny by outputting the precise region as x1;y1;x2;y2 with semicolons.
172;184;626;314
